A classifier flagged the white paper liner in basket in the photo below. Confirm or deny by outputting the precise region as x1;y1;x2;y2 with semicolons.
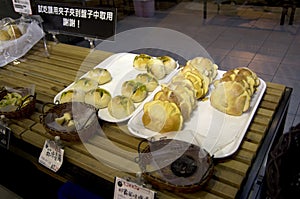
0;17;45;67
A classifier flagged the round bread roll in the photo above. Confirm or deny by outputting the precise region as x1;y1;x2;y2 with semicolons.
72;77;98;92
121;80;148;103
84;88;111;109
142;100;183;133
147;58;166;80
0;30;11;41
60;89;85;103
7;25;22;39
187;57;218;83
133;54;152;71
108;95;135;119
210;81;251;116
180;67;209;99
157;55;177;74
135;73;158;92
86;68;112;85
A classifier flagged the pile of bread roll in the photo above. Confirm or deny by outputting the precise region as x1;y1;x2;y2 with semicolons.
142;57;218;133
109;73;159;119
60;68;112;109
0;25;22;41
133;54;177;80
210;67;260;116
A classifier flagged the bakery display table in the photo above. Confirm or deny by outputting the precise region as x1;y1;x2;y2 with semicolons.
0;41;292;198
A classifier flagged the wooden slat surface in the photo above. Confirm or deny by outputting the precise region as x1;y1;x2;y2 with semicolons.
0;41;287;199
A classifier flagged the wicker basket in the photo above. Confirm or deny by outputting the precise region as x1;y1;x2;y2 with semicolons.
41;102;99;142
0;89;36;119
138;139;214;193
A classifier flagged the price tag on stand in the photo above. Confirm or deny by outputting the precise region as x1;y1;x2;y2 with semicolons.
0;125;11;150
12;0;32;15
114;177;156;199
38;139;64;172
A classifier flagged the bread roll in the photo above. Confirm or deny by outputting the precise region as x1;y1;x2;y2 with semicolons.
157;55;177;74
86;68;112;85
84;88;111;109
108;95;135;119
72;78;98;92
187;57;218;83
142;100;183;133
135;73;158;92
60;89;85;103
133;54;152;71
0;30;10;41
210;81;251;116
121;80;148;103
180;66;209;99
7;25;22;39
147;58;166;80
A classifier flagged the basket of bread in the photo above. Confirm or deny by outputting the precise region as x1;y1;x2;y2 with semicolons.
40;102;99;142
0;16;44;67
137;132;214;193
0;86;36;119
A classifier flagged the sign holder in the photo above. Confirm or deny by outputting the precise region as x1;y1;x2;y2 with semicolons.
35;1;117;49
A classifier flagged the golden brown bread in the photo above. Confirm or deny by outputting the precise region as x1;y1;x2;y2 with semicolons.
0;30;10;41
7;25;22;39
142;100;183;133
210;67;260;116
210;81;251;116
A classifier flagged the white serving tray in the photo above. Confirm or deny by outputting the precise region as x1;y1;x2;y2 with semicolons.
53;53;179;123
127;70;266;158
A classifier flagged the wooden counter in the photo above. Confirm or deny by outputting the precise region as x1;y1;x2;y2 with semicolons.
0;41;291;199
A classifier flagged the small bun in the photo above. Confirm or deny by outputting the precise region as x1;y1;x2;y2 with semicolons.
147;58;166;80
133;54;152;71
121;80;148;103
7;25;22;39
60;89;85;103
85;88;111;109
135;73;158;92
108;95;135;119
0;30;10;41
86;68;112;85
72;78;98;92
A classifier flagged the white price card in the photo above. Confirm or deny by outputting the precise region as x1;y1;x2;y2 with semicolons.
12;0;32;15
114;177;156;199
38;139;64;172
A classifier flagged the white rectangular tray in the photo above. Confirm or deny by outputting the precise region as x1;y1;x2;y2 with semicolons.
127;70;266;158
53;52;179;123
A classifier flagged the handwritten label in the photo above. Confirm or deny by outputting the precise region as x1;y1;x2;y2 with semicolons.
0;125;11;150
114;177;156;199
12;0;32;15
39;139;64;172
35;1;116;40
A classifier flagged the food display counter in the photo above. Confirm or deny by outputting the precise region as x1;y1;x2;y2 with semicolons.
0;41;292;198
